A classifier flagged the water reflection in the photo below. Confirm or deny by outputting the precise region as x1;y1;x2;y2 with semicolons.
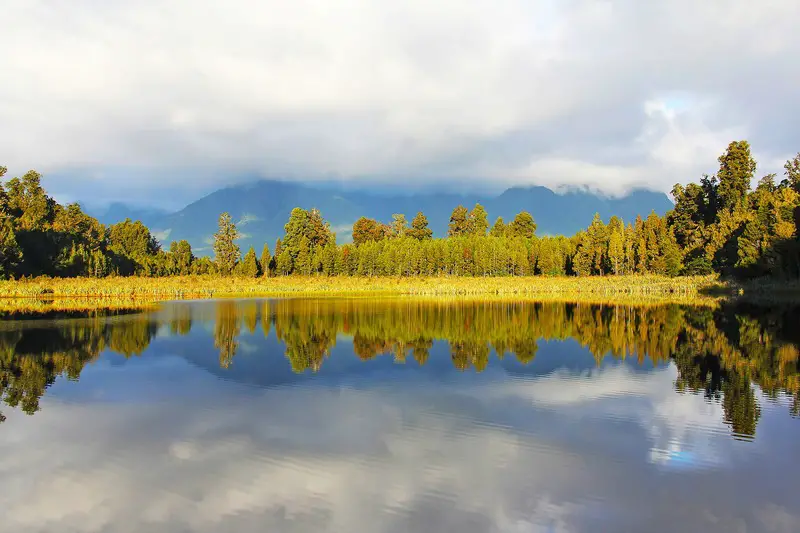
1;299;799;440
2;298;800;532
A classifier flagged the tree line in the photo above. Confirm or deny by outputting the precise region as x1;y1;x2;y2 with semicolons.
1;140;799;279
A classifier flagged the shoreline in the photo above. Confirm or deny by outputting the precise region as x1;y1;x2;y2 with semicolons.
0;275;797;317
0;274;723;298
0;274;795;304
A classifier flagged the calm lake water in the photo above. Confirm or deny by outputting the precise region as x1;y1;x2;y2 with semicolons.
1;298;799;533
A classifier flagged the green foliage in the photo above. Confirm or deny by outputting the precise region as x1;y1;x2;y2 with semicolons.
717;140;756;213
295;236;313;275
666;143;800;280
407;212;432;241
0;217;22;278
448;205;470;237
783;153;800;193
260;244;271;277
213;212;240;275
192;256;216;275
169;240;194;275
607;216;625;275
284;207;334;266
5;171;55;231
238;246;260;277
683;254;714;275
468;203;489;236
3;140;800;281
669;183;708;250
283;207;309;253
508;211;536;239
391;214;407;238
276;249;292;275
108;219;161;275
490;217;507;238
352;217;388;245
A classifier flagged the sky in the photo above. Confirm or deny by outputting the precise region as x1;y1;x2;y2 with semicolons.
2;0;800;209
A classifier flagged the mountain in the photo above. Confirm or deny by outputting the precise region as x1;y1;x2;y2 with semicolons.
88;203;171;232
96;181;674;254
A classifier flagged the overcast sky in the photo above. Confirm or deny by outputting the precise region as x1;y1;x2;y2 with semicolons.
2;0;799;209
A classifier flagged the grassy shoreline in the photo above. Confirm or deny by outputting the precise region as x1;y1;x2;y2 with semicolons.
0;274;725;299
0;275;797;316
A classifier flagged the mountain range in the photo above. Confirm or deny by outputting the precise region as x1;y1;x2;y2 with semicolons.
90;180;674;255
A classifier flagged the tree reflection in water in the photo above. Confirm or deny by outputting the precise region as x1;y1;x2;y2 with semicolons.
1;299;798;440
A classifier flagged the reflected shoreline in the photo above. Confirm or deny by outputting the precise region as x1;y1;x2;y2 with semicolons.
1;298;799;440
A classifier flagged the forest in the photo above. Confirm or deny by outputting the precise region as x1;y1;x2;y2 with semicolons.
1;140;799;280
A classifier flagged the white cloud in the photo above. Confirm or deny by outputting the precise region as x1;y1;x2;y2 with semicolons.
2;356;797;532
1;0;799;205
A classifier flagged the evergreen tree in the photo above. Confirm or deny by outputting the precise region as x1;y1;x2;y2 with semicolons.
239;246;260;277
669;183;707;251
407;212;433;241
717;140;756;213
584;213;608;275
0;217;21;278
276;249;292;275
537;237;565;276
783;153;800;193
508;211;536;240
490;217;507;238
5;170;54;232
312;244;325;274
295;236;312;275
468;203;489;236
283;208;310;256
623;223;636;274
169;240;193;275
273;239;282;274
607;216;625;275
108;219;161;275
391;214;408;238
192;257;217;275
305;208;333;247
700;173;720;225
352;217;387;245
0;171;22;279
633;216;647;274
260;244;271;277
661;225;683;277
213;212;240;275
572;232;592;276
322;242;337;275
448;205;469;237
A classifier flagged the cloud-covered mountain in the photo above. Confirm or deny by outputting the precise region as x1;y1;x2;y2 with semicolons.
95;181;673;254
90;203;171;231
5;1;799;207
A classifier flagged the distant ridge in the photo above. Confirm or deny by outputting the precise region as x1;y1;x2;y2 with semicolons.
92;181;673;254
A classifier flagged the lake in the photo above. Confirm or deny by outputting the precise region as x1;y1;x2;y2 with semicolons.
1;298;799;532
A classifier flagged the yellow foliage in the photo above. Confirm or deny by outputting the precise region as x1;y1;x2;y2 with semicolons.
0;274;725;303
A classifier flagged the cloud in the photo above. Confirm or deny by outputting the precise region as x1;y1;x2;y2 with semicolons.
2;353;799;533
152;228;172;242
330;223;355;243
1;0;799;206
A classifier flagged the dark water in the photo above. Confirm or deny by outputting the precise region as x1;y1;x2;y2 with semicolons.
1;298;799;533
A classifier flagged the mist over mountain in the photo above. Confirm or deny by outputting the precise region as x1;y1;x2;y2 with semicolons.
92;181;673;255
91;203;171;230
